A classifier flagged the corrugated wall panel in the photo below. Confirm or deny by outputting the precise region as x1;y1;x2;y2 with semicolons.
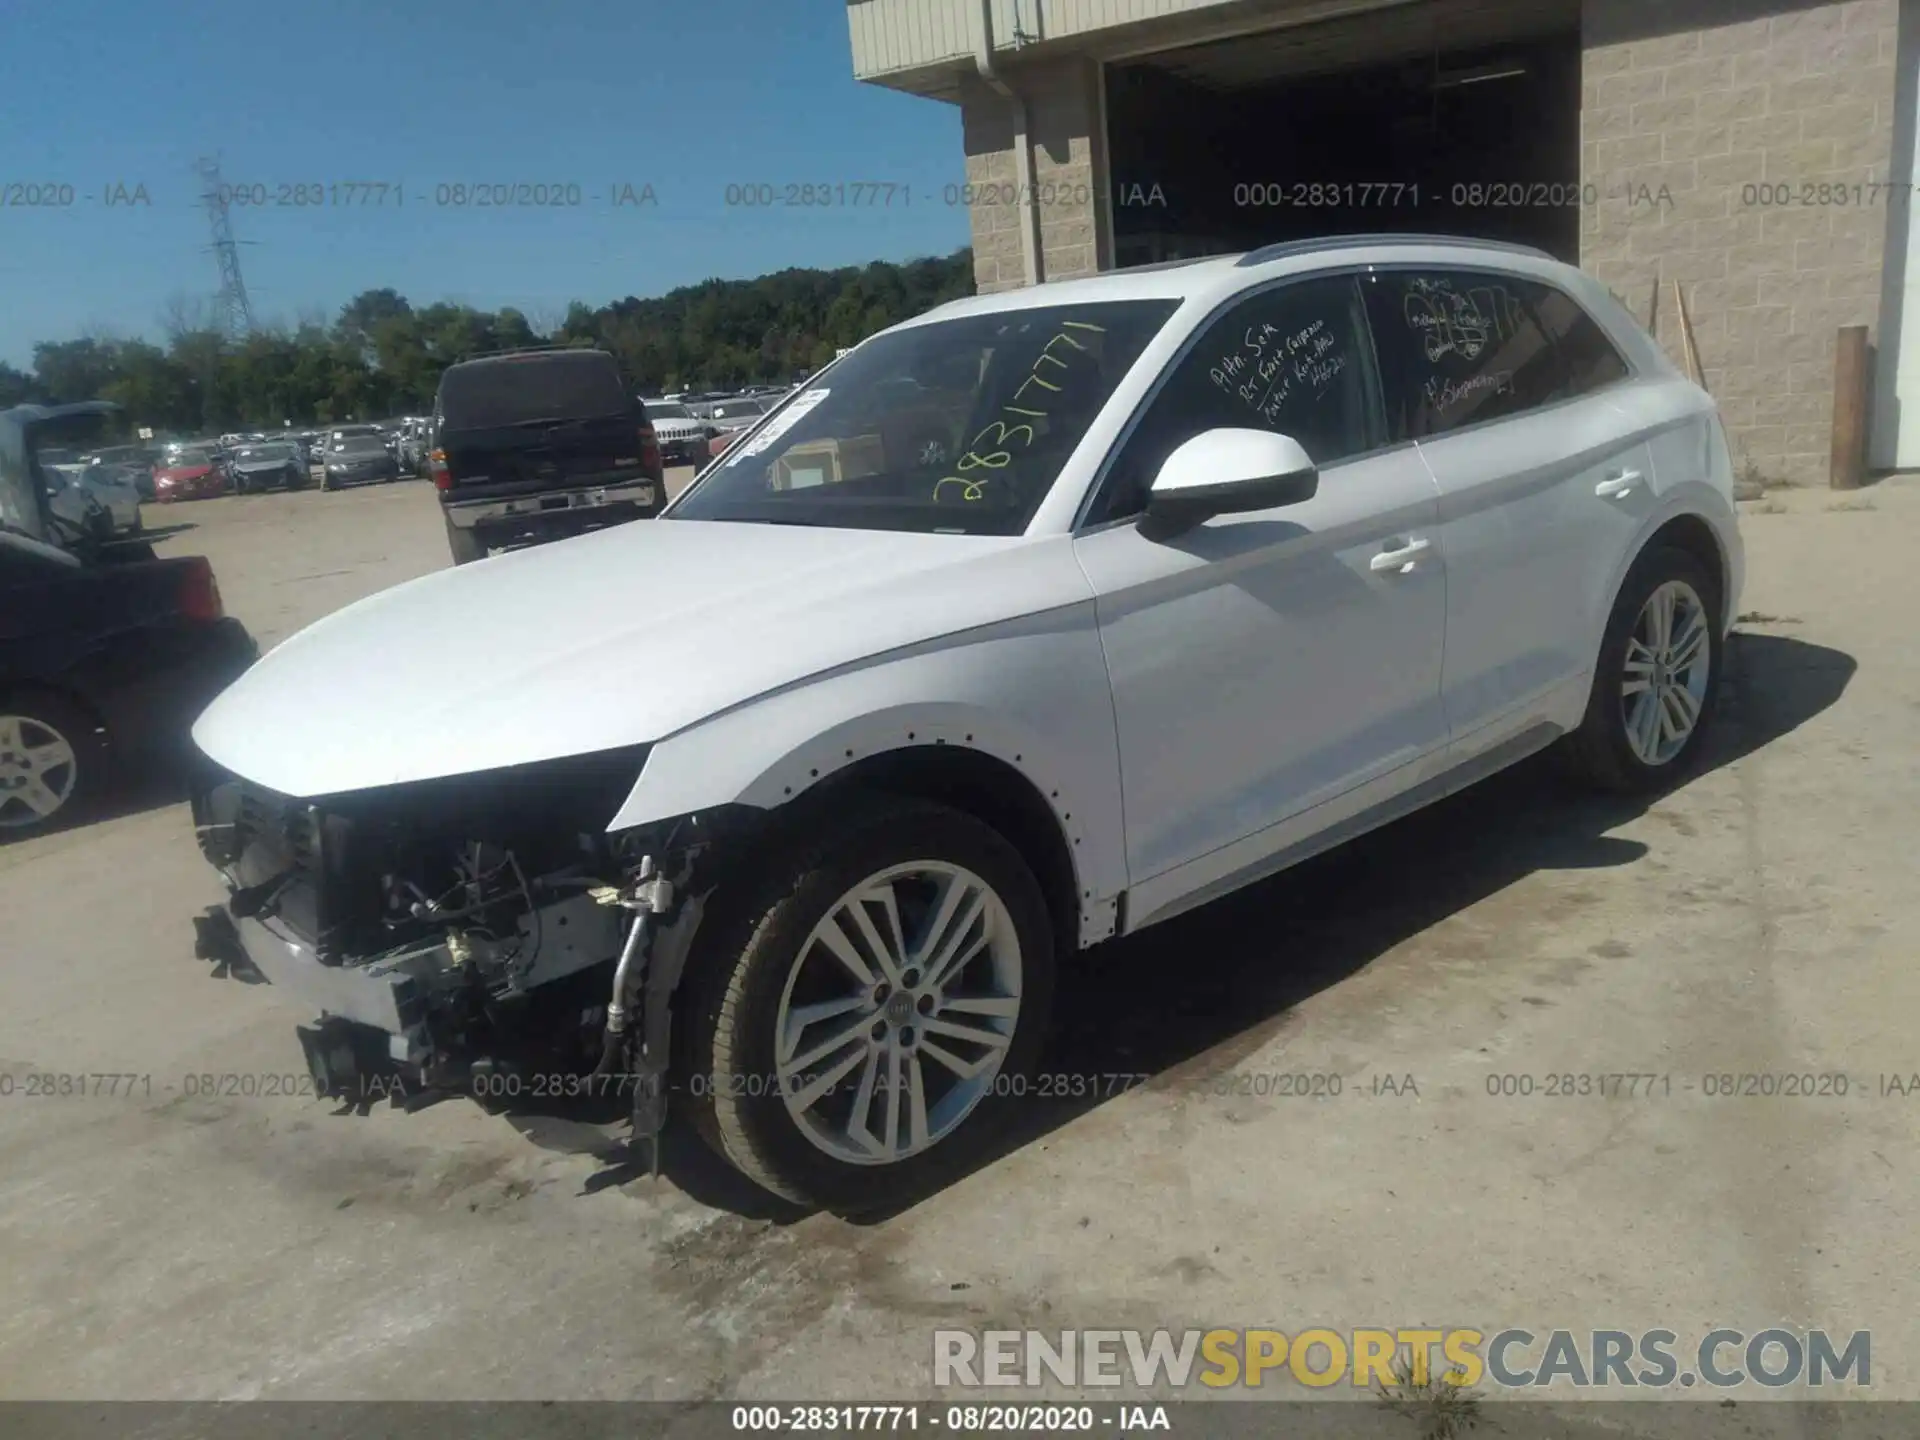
850;0;1246;78
849;0;979;77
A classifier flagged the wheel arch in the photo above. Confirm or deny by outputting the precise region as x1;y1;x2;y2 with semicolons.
610;661;1130;952
0;679;109;740
799;744;1088;961
1640;511;1733;626
1592;497;1740;664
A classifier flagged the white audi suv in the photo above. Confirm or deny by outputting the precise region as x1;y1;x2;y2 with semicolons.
187;234;1743;1210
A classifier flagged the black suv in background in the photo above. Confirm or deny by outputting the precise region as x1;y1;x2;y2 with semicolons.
428;347;666;565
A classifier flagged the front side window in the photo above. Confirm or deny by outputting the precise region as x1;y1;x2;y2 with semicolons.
1362;269;1576;440
669;300;1179;535
1088;275;1381;525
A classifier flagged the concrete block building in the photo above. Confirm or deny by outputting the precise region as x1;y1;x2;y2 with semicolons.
847;0;1918;484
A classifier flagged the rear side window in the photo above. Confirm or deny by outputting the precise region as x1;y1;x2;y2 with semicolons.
1532;286;1631;395
1362;270;1632;440
437;352;633;431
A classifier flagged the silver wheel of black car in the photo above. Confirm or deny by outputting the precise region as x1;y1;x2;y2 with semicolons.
0;706;88;831
684;795;1054;1211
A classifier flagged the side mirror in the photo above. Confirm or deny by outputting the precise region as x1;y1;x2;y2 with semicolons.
1144;428;1319;530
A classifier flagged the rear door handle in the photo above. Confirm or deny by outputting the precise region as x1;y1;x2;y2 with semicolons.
1370;537;1431;574
1595;469;1642;499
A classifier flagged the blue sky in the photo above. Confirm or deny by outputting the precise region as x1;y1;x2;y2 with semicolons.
0;0;971;366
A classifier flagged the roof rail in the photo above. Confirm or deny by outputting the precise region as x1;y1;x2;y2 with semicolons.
1115;253;1239;275
1235;233;1556;268
460;342;603;362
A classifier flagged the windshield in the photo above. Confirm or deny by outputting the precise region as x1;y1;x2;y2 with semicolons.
235;444;296;463
166;445;216;465
333;437;387;455
669;300;1177;535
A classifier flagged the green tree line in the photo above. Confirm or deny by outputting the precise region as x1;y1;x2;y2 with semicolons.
0;250;974;435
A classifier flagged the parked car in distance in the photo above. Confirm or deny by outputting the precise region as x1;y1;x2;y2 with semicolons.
228;442;310;494
49;462;142;534
320;434;400;490
43;466;115;543
429;347;666;564
184;235;1743;1211
635;399;710;468
87;445;162;499
153;443;229;503
702;395;775;461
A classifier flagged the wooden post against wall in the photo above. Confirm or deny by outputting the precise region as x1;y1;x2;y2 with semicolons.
1831;324;1869;491
1672;280;1705;389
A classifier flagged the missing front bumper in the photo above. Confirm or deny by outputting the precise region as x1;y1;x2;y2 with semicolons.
192;903;432;1059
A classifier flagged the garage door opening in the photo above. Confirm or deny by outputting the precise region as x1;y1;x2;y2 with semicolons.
1105;1;1582;269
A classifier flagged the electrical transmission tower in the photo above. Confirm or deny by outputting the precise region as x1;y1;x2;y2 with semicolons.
196;156;257;339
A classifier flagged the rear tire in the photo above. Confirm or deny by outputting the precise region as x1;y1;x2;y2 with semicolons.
1561;544;1723;793
682;795;1055;1212
0;692;107;836
445;514;486;565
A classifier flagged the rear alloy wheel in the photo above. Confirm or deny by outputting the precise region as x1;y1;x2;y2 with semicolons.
685;796;1054;1211
1563;545;1722;792
0;700;100;833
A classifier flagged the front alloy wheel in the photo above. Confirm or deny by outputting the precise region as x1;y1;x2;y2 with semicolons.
685;796;1054;1211
774;861;1023;1166
0;709;84;831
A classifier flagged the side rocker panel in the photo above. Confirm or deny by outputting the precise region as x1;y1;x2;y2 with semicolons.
607;606;1130;947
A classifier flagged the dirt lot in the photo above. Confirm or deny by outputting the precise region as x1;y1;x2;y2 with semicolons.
2;473;1917;1407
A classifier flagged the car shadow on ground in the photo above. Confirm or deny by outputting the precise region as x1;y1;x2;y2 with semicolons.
0;753;200;848
636;628;1853;1222
135;520;198;541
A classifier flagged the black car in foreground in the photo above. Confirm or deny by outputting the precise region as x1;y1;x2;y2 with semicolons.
1;403;257;834
430;346;665;564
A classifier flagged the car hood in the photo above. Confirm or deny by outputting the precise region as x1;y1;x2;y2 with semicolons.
191;518;1088;797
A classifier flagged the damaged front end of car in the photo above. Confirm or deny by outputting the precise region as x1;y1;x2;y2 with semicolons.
187;745;736;1167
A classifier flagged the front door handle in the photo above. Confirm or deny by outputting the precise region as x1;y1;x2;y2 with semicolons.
1370;536;1431;574
1595;469;1642;499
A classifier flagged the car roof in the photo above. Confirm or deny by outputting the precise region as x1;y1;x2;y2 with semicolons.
895;233;1578;331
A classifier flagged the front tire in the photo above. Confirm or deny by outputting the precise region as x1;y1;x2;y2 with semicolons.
1562;544;1723;793
683;795;1055;1212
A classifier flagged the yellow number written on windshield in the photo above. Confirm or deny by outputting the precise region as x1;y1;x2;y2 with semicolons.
933;320;1104;502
